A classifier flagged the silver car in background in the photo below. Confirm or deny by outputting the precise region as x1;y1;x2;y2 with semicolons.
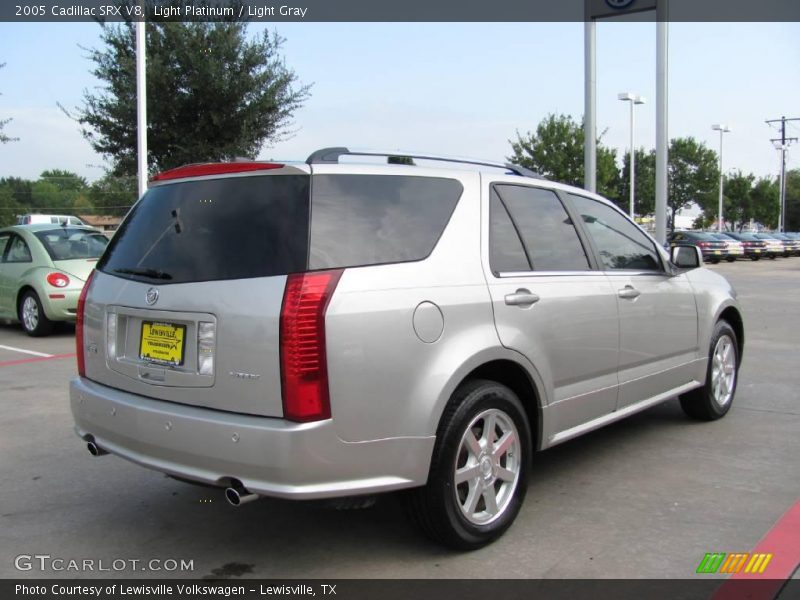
70;148;744;549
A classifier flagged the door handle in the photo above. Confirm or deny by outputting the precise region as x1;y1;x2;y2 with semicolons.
504;289;540;307
618;285;641;300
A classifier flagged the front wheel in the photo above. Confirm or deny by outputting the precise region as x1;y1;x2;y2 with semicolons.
19;290;53;337
407;379;531;550
680;321;739;421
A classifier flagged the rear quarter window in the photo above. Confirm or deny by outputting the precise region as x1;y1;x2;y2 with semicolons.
309;175;462;270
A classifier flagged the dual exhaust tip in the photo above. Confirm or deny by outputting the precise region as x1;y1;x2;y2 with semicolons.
86;439;259;507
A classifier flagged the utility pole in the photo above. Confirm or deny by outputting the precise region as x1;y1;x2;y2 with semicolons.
766;116;799;232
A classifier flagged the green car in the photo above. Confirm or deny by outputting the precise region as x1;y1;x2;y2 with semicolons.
0;224;109;336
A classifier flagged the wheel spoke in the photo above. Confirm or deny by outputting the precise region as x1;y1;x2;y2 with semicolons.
493;430;516;458
496;466;516;482
465;431;482;458
482;486;499;515
455;463;481;485
482;413;497;446
463;482;481;515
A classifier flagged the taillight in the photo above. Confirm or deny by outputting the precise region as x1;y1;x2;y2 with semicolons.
76;271;96;377
698;242;710;247
47;272;70;288
280;269;343;422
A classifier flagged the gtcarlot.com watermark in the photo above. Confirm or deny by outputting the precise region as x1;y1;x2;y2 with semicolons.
14;554;194;573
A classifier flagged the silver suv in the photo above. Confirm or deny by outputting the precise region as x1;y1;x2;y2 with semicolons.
70;148;744;549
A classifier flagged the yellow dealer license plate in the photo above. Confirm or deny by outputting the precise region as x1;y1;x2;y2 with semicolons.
140;321;186;366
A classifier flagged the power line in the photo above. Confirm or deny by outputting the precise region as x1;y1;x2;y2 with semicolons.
766;116;800;232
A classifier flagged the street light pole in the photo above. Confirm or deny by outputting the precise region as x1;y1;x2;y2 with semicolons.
618;93;645;219
712;124;731;232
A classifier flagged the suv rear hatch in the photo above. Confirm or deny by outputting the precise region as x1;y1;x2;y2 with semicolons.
84;165;310;417
81;164;464;419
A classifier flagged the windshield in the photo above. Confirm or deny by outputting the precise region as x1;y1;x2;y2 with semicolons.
34;228;109;261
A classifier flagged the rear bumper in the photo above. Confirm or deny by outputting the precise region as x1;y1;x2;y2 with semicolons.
42;289;80;321
70;377;434;499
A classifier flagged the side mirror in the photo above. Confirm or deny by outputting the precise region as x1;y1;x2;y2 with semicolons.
671;244;702;269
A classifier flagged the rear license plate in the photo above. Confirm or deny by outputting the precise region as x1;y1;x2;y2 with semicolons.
714;250;721;255
754;249;761;253
140;321;186;366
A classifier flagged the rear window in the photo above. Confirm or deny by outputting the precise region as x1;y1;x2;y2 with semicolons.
309;175;462;270
35;228;109;260
98;175;311;284
98;173;462;284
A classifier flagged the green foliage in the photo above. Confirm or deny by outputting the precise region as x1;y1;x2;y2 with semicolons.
0;185;21;226
76;22;310;176
0;62;17;144
619;148;656;216
750;176;780;230
88;173;138;217
785;169;800;231
721;171;755;230
508;113;621;204
667;137;720;230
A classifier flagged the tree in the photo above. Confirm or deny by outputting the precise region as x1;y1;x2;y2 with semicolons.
721;170;755;230
88;172;138;217
667;137;719;231
784;169;800;231
508;113;621;203
0;63;17;144
76;22;310;176
750;177;779;230
619;148;656;216
0;184;22;226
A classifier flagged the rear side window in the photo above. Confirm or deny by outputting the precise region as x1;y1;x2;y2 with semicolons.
35;228;108;261
98;175;310;284
491;184;590;272
309;175;462;270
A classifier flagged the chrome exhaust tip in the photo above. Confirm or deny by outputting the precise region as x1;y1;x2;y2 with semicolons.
87;441;108;456
225;486;260;507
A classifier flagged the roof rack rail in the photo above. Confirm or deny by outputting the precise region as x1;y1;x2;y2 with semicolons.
305;147;544;179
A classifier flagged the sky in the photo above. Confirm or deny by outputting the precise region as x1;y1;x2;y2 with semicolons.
0;21;798;183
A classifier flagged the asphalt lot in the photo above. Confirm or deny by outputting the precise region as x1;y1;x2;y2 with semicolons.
0;259;798;580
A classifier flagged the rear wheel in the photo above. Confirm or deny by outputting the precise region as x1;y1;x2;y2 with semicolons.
407;379;531;550
19;290;53;337
680;320;739;421
750;255;760;261
726;257;736;262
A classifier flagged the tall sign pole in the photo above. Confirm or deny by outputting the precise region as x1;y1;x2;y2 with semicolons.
584;20;597;193
655;2;669;244
136;14;148;199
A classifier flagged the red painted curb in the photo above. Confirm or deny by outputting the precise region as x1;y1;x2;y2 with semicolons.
0;353;76;368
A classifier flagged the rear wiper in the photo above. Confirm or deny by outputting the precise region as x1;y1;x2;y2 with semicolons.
113;267;173;280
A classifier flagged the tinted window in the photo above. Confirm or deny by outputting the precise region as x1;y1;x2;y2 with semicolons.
35;228;108;261
489;189;530;273
6;235;32;263
99;175;310;284
494;185;590;271
309;175;462;270
0;233;10;258
569;194;661;271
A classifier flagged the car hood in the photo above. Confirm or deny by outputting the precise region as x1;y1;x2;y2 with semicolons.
53;259;100;283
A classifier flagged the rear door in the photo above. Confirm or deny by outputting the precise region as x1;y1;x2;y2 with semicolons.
566;193;699;409
83;167;311;417
483;181;619;435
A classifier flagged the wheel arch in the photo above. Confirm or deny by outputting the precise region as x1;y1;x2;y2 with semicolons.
444;355;545;452
718;305;744;364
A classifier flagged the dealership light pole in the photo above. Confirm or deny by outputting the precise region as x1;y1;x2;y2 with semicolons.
618;93;646;218
712;124;731;232
135;15;148;199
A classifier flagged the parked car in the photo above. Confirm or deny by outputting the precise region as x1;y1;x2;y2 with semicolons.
0;224;108;335
70;150;744;549
16;214;86;226
752;233;786;259
769;232;800;257
668;231;728;263
724;232;768;260
709;233;745;262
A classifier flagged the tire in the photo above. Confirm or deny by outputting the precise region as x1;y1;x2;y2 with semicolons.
406;379;531;550
726;257;736;263
19;290;53;337
750;255;760;261
679;321;739;421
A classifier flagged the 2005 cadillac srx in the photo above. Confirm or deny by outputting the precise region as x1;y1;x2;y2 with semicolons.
70;148;744;549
